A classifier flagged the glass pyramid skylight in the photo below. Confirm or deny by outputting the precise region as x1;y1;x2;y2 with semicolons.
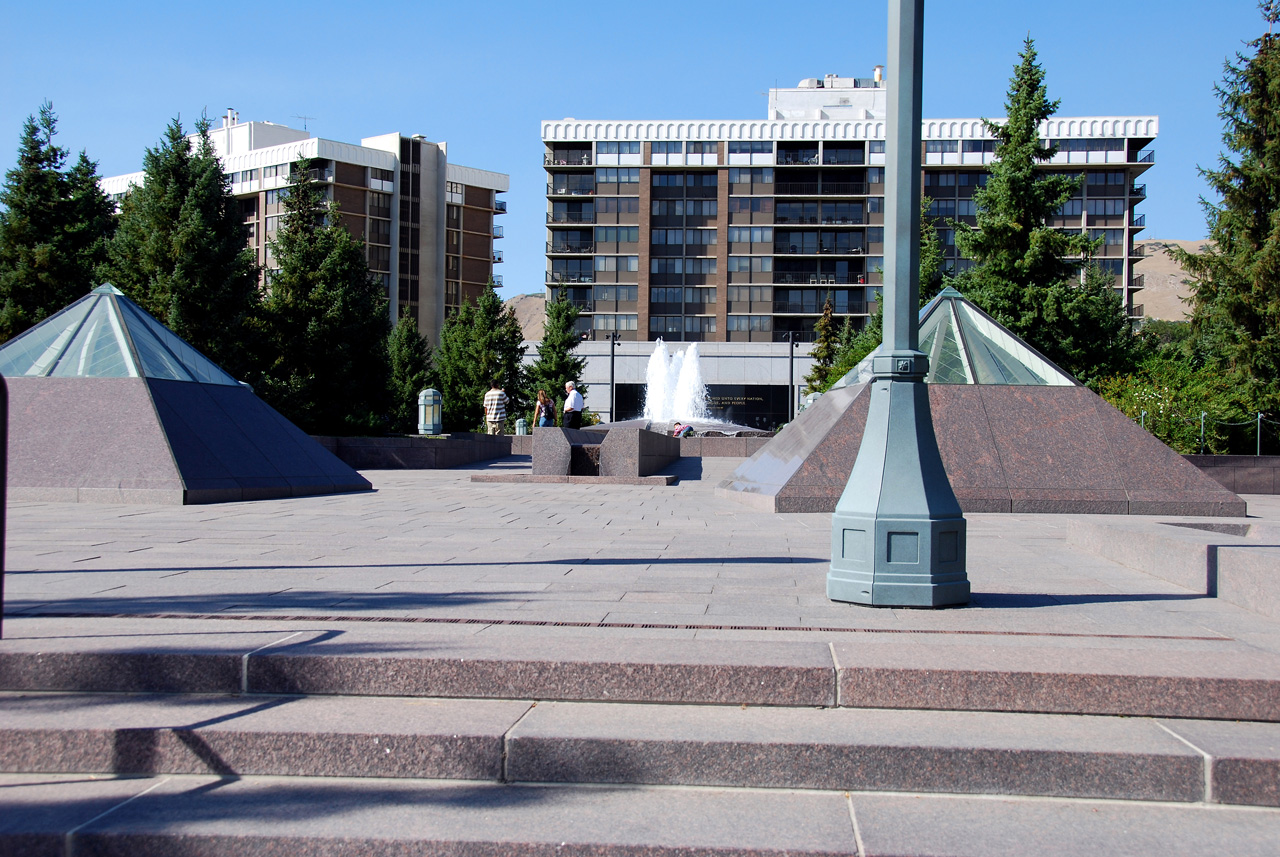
830;286;1077;390
0;285;240;386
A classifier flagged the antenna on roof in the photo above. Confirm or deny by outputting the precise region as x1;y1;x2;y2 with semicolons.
293;114;317;131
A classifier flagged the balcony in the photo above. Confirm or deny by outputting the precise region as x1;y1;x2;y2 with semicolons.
1136;150;1155;164
492;250;504;263
492;225;504;239
494;200;507;213
1132;213;1146;228
777;153;819;166
493;275;503;286
1130;184;1147;198
773;273;869;285
1129;304;1145;318
545;153;593;166
774;182;867;196
548;241;594;254
1130;274;1145;291
548;184;596;196
547;273;595;284
547;212;596;224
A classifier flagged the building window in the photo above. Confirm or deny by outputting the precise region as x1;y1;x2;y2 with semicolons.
927;199;956;217
685;200;717;216
868;168;885;184
594;255;639;272
727;315;772;332
1086;199;1126;216
727;256;773;273
727;197;774;213
593;313;638;330
597;197;640;213
685;228;717;245
727;142;773;154
869;141;886;154
686;142;716;154
1090;229;1127;244
685;316;716;333
265;188;289;205
651;200;684;216
651;142;683;154
956;199;977;216
652;229;683;245
924;172;956;187
649;316;684;334
728;226;774;243
597;142;641;155
962;140;997;153
597;168;640;183
728;167;773;184
1087;171;1127;186
685;287;716;304
595;226;639;243
925;141;959;153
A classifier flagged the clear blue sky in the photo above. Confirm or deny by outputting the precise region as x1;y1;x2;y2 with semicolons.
0;0;1266;300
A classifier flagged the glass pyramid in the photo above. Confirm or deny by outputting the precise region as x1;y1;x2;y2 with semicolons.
830;286;1077;390
0;285;240;386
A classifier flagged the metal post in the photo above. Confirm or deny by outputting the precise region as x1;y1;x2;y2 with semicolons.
828;0;969;608
787;331;796;420
1140;410;1147;431
1200;412;1207;455
609;332;618;423
1259;412;1263;457
1;377;7;639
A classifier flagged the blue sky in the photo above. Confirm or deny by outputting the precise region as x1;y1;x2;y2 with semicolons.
0;0;1266;299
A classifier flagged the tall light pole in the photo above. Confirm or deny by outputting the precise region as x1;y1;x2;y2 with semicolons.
827;0;969;607
608;330;620;422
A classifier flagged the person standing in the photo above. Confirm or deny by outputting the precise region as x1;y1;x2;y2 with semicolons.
483;380;509;435
534;390;555;428
563;380;584;429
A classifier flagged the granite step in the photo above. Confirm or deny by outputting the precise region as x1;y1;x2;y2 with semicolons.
3;773;1280;857
3;627;1280;721
3;691;1278;807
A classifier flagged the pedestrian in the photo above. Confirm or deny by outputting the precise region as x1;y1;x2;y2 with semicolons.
483;380;509;435
563;380;584;429
534;390;555;428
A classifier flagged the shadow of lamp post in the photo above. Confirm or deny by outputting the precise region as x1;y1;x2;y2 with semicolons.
827;0;969;608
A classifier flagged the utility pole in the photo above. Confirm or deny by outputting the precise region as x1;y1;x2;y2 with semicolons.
827;0;969;608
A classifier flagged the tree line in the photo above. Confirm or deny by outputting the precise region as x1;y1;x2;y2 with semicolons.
803;9;1280;454
0;107;582;436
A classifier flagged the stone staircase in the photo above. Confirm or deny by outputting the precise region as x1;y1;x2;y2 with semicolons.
2;624;1279;855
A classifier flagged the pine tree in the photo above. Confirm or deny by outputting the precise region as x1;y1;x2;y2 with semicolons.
387;313;434;434
918;195;947;304
804;295;838;390
1175;2;1280;415
434;283;527;432
952;39;1094;338
259;157;391;435
1037;262;1137;386
103;116;259;377
0;103;113;341
525;288;587;416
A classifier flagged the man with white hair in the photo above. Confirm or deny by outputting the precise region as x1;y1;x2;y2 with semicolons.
563;380;584;429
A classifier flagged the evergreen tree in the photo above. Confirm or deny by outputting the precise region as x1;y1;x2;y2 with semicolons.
259;158;391;435
951;39;1094;339
525;288;587;415
0;102;113;341
387;313;434;434
803;295;838;390
1036;262;1137;386
918;195;947;304
104;116;259;377
1175;2;1280;416
433;282;527;432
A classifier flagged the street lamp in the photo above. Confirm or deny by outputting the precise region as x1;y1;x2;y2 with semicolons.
786;330;800;420
827;0;969;608
608;330;620;422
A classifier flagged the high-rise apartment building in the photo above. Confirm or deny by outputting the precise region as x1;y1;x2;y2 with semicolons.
542;73;1156;343
102;112;507;345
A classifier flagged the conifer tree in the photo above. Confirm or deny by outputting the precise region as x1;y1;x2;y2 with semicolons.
259;158;391;435
387;313;434;434
803;295;838;390
104;116;259;377
0;103;113;341
918;195;947;304
1176;1;1280;415
434;283;527;432
525;288;587;415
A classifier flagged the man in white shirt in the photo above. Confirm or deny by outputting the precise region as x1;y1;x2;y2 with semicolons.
483;381;509;435
563;380;584;429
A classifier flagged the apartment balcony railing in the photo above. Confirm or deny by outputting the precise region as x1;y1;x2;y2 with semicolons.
1129;303;1145;318
548;241;595;254
547;212;596;224
774;300;867;314
1130;184;1147;198
548;185;596;196
1132;213;1146;228
775;215;820;225
494;199;507;213
773;244;866;255
777;154;819;165
492;250;504;263
492;225;504;239
547;273;595;284
772;273;869;285
545;153;593;166
1136;150;1155;164
492;275;503;286
1130;244;1147;257
774;182;868;196
1131;274;1145;290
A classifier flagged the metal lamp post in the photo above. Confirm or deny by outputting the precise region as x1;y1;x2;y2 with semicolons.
608;331;620;422
827;0;969;607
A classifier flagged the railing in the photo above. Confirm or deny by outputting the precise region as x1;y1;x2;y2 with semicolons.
1129;304;1145;318
547;273;595;284
1130;244;1147;257
772;274;869;285
1131;184;1146;198
548;242;595;253
774;182;868;196
775;215;820;224
492;250;503;263
494;200;507;213
820;182;867;195
547;212;596;224
545;153;593;166
493;275;503;286
822;216;865;224
775;183;820;195
548;185;596;196
822;155;865;166
777;154;819;165
492;225;504;239
1131;274;1145;290
773;244;865;255
1132;213;1146;227
1136;150;1155;164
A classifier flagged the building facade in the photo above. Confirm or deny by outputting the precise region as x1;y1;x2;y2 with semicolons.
542;74;1156;343
101;112;508;345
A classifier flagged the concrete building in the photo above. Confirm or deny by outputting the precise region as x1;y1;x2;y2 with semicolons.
542;73;1156;344
101;111;508;345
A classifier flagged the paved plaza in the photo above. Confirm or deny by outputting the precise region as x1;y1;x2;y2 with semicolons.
3;455;1280;855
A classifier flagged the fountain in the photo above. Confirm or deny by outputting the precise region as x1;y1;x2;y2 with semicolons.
642;339;709;423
